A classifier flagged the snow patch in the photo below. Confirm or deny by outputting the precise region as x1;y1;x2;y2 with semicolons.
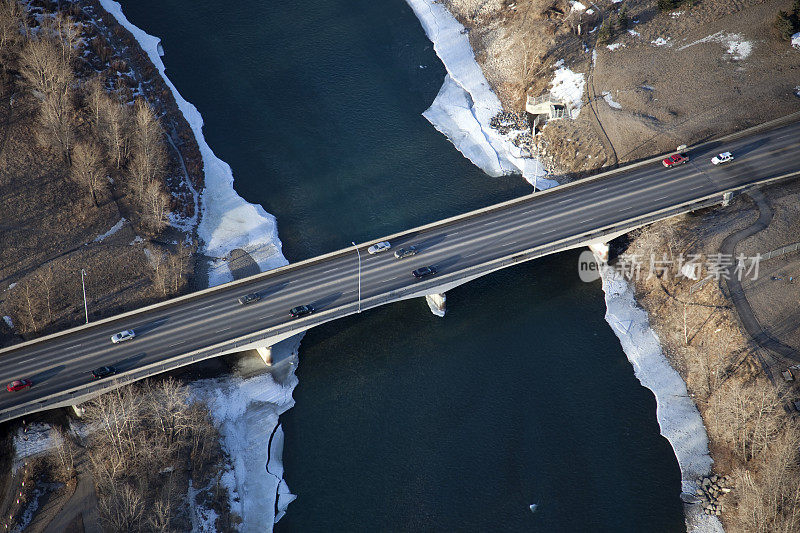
3;315;13;329
12;423;57;472
793;32;800;50
671;10;684;18
628;29;641;37
598;261;719;532
601;91;622;109
651;37;671;47
550;66;586;118
129;235;144;245
606;43;624;51
570;1;586;12
679;32;752;60
406;0;555;188
93;217;125;242
7;282;16;290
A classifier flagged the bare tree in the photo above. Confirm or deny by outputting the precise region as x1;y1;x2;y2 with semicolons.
142;180;169;234
98;482;145;532
96;91;131;169
71;141;105;206
19;36;72;99
50;425;77;482
38;88;75;162
36;264;55;323
127;99;167;196
0;0;25;63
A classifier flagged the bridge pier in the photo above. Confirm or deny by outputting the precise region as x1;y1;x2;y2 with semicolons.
256;346;273;366
588;242;610;263
70;404;85;418
425;293;447;317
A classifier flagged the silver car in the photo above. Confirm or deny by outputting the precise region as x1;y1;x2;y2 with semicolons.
111;330;136;344
367;241;391;254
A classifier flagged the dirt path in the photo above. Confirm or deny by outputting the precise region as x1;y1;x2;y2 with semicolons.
720;190;799;369
39;448;100;533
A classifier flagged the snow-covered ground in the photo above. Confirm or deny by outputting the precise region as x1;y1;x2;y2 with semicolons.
98;2;299;529
405;0;555;189
599;261;722;533
793;32;800;50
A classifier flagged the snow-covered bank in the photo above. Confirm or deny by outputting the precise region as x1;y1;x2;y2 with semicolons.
99;2;298;529
599;262;723;533
98;0;288;287
405;0;556;189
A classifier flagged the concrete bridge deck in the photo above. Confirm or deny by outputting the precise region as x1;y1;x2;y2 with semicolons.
0;118;798;423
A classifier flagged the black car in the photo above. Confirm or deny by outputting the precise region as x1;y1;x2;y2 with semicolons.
394;246;418;259
412;266;437;279
92;366;117;379
238;293;261;305
289;305;315;318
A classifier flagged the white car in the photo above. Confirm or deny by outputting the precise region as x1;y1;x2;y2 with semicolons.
111;330;136;344
367;241;391;255
711;152;733;165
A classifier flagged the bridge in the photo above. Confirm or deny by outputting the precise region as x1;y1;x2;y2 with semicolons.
0;117;798;423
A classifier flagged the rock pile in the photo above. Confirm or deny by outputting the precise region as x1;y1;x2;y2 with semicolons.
489;111;529;135
694;474;732;516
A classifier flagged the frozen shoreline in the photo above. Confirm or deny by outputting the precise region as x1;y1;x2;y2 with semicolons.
405;0;556;189
406;1;720;530
99;2;297;530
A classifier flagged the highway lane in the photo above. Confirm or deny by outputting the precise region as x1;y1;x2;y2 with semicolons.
0;120;798;418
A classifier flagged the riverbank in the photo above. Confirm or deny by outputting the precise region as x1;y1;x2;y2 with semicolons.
99;1;301;529
405;0;719;530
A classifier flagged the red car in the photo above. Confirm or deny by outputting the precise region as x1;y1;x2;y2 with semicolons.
662;153;689;168
6;379;32;392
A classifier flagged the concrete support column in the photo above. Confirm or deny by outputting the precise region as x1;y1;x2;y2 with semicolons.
588;242;610;263
70;404;85;418
722;191;732;207
256;346;273;366
425;293;447;317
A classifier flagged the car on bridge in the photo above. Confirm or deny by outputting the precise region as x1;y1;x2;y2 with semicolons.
711;152;734;165
290;305;315;318
111;330;136;344
367;241;391;254
237;293;261;305
6;379;32;392
412;266;437;279
662;153;689;168
92;366;117;379
394;246;418;259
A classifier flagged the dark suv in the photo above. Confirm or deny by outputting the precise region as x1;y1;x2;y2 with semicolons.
412;266;437;279
238;293;261;305
290;305;315;318
92;366;117;379
394;246;418;259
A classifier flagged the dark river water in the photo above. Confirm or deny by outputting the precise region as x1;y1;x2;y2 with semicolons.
121;1;685;530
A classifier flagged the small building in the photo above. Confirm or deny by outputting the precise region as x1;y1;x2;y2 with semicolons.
525;92;571;131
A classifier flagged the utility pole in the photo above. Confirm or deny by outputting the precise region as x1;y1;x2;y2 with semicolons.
81;269;88;324
352;242;361;313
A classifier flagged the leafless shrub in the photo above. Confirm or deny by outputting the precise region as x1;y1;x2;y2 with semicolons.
48;425;77;482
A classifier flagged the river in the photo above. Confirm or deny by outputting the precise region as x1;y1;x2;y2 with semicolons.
120;0;685;530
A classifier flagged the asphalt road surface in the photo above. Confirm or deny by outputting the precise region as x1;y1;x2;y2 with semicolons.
1;121;799;421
